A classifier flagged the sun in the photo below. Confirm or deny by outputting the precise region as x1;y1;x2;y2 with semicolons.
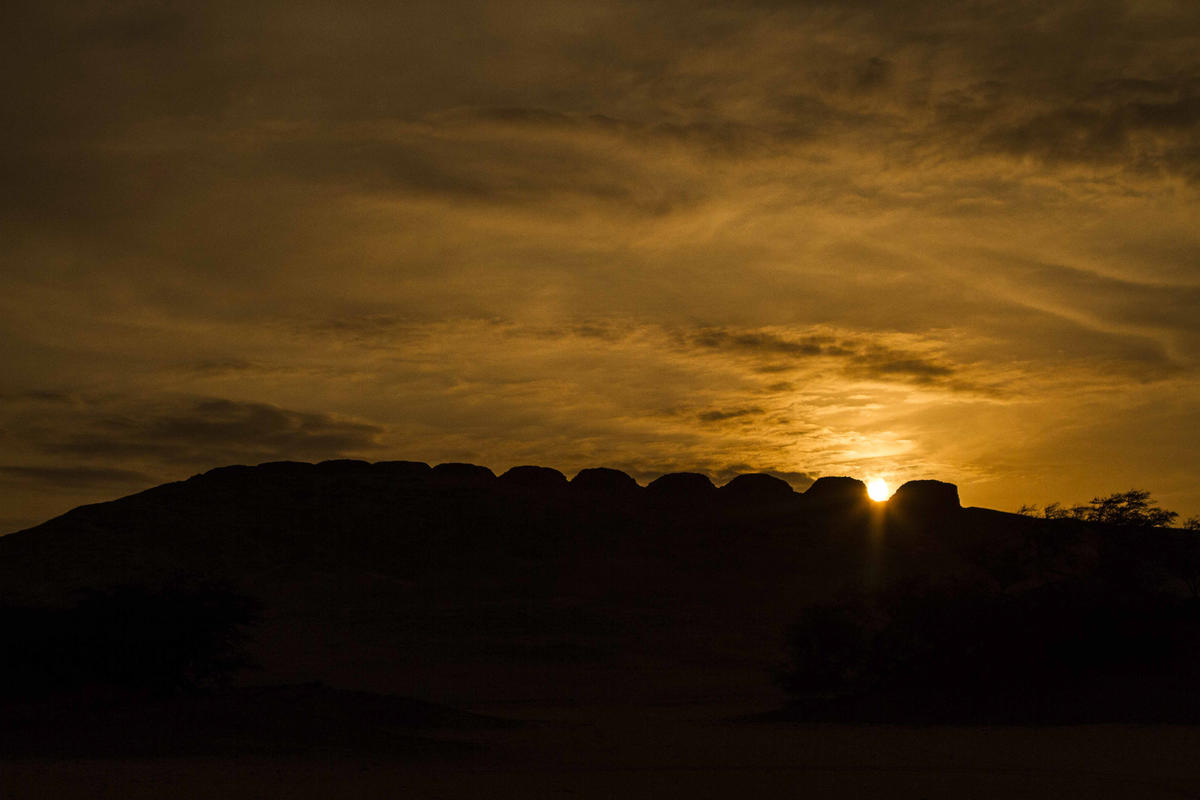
867;478;889;502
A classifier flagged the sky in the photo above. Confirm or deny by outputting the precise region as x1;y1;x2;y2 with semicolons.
3;0;1200;532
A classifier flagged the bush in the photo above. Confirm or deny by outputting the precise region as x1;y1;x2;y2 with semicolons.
779;581;1200;701
1020;490;1179;528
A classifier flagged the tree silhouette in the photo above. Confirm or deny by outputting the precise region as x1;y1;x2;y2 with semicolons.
1020;490;1180;528
1082;490;1178;527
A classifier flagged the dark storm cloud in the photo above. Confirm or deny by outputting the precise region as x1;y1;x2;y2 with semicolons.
42;399;383;464
0;465;155;490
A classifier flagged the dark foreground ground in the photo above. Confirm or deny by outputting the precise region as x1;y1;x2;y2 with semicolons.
6;462;1200;796
6;701;1200;799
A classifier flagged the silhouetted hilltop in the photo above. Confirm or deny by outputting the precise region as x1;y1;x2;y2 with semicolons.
889;479;961;515
645;471;717;502
0;460;937;700
498;465;569;491
570;466;640;495
803;476;868;507
375;459;434;478
568;465;638;491
430;461;495;486
722;473;796;502
2;459;1198;724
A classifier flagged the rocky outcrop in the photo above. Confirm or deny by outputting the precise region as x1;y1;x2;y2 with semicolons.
315;459;376;474
248;461;318;477
889;480;961;515
498;465;569;491
803;476;868;507
430;462;496;486
646;472;717;501
570;467;641;495
721;473;796;502
374;460;432;479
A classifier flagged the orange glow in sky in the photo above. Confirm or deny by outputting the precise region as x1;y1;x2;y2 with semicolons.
1;1;1199;532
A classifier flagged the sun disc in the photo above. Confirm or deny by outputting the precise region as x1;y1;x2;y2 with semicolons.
867;478;889;502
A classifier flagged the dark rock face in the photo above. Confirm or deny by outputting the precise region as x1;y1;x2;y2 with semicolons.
498;465;569;491
374;460;432;479
889;480;961;514
3;456;1197;736
803;476;868;506
569;468;640;494
197;464;258;482
430;463;496;486
316;459;376;474
721;473;796;502
646;472;716;499
253;461;318;477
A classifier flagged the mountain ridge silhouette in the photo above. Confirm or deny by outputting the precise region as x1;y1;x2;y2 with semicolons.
0;459;967;702
3;458;1197;722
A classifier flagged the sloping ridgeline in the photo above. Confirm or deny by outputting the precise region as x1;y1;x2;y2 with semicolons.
2;460;1199;723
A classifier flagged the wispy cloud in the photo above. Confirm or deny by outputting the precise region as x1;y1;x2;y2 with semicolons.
697;406;766;423
2;0;1200;524
31;398;384;465
0;465;155;490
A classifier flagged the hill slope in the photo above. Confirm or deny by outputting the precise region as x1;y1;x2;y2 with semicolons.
2;459;1196;716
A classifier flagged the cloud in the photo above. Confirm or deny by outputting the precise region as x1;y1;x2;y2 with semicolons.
972;89;1200;179
848;350;956;383
685;326;963;388
41;398;384;465
0;465;155;491
689;329;839;358
80;5;191;49
698;406;765;423
0;390;79;405
176;359;265;377
2;0;1200;525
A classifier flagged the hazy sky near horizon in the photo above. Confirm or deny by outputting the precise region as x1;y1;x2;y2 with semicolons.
3;0;1200;531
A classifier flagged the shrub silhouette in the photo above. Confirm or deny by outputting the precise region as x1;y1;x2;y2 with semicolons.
777;601;879;696
780;581;1200;707
1020;490;1179;528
